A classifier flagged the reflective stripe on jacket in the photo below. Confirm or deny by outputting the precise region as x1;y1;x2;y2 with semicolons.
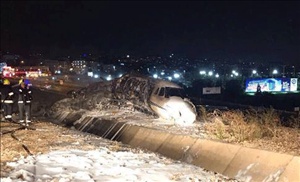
4;100;13;103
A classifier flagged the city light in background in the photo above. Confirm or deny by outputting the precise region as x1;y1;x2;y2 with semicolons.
199;71;206;75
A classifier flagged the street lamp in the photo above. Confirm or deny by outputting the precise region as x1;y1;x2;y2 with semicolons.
199;70;206;75
232;70;239;76
272;69;278;75
173;73;180;79
251;70;257;77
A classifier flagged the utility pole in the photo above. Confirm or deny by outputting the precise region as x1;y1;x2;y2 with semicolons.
282;65;286;77
292;66;295;77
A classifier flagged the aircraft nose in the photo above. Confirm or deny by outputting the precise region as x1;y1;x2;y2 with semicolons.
176;106;196;125
164;98;197;125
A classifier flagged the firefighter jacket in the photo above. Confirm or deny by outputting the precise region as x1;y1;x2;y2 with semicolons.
18;85;33;104
1;84;14;104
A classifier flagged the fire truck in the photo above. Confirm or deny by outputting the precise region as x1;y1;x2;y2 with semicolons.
1;66;51;78
2;66;15;78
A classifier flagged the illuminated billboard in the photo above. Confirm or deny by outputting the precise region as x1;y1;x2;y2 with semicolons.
245;78;298;93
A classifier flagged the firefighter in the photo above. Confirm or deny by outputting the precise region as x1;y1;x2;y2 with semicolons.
1;79;14;121
0;85;3;121
18;79;33;124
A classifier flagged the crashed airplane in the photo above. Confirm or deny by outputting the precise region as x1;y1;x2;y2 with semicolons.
70;73;197;125
148;79;197;125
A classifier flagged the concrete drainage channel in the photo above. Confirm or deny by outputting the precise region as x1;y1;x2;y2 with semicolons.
50;111;299;182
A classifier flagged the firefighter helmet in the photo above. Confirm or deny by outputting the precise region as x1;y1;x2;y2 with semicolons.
19;79;24;85
24;79;30;85
3;79;10;85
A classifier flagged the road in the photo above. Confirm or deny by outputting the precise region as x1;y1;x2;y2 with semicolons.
10;75;98;96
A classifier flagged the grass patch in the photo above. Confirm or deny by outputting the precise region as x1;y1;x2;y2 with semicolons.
200;106;298;143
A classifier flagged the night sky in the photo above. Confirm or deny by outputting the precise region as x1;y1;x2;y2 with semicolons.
1;1;299;64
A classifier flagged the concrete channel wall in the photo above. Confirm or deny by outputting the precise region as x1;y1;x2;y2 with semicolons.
51;111;300;182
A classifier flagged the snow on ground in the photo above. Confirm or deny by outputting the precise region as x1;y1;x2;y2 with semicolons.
1;142;237;182
81;108;209;138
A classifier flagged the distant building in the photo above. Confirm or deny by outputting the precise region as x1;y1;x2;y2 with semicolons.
87;61;101;74
72;60;87;74
43;59;71;75
43;59;59;74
